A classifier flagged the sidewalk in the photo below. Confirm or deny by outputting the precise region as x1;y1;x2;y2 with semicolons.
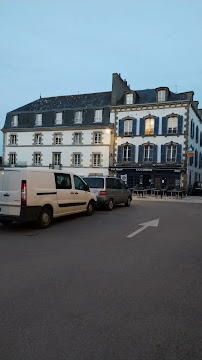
132;195;202;204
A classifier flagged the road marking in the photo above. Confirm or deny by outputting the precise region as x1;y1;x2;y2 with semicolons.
127;219;159;238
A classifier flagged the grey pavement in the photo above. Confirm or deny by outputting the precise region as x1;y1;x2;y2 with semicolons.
133;195;202;203
0;201;202;360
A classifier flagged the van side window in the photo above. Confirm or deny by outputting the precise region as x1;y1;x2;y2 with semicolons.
106;178;113;189
119;179;127;189
55;174;72;189
114;179;122;189
74;175;86;191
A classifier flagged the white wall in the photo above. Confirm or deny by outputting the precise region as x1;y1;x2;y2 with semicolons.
188;105;202;184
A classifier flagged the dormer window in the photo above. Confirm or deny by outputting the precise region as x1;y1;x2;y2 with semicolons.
157;90;166;102
55;112;63;125
74;111;83;124
11;115;18;127
35;113;42;126
125;93;133;105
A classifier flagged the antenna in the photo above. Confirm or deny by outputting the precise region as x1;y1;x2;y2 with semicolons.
175;85;178;93
40;93;41;99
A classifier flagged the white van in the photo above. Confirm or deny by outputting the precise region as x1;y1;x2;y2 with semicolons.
0;168;97;228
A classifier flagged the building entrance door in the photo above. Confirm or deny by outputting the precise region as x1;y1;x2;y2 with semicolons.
143;175;151;188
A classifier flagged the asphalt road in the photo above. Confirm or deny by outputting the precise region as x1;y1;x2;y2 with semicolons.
0;201;202;360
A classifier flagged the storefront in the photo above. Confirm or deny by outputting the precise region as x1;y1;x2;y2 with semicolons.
109;166;186;189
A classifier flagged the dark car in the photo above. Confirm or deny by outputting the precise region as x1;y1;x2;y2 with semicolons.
192;182;202;196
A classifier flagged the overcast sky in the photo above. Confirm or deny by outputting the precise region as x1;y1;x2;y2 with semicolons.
1;0;202;155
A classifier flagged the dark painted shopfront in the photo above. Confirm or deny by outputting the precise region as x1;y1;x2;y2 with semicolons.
109;166;185;189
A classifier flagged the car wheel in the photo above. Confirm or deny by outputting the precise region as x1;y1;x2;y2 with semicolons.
1;220;13;226
86;200;95;216
125;196;131;207
37;207;53;229
106;198;114;211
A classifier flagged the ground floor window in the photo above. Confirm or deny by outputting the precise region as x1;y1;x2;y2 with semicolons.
53;153;61;166
9;153;16;165
93;154;101;167
34;153;41;166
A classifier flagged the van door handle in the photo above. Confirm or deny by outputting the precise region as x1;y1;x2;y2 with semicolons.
75;192;78;195
70;192;74;194
4;193;10;197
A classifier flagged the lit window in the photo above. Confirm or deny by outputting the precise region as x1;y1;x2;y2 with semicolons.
35;113;42;126
94;132;102;144
124;120;132;136
35;134;42;145
145;118;154;135
74;111;82;124
53;153;61;166
123;145;131;161
11;115;18;127
144;145;153;161
55;112;63;125
93;154;101;167
74;154;81;166
166;145;176;162
94;109;102;123
9;153;16;165
54;134;62;145
167;117;177;134
125;93;133;105
34;153;41;166
158;90;166;101
10;135;17;145
74;133;82;144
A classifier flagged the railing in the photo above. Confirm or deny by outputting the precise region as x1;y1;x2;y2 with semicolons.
131;188;187;198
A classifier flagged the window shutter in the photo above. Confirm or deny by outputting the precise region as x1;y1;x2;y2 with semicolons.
176;144;182;163
162;117;167;135
177;115;183;134
154;117;159;135
138;145;143;163
118;120;124;136
139;118;145;135
196;126;198;143
153;145;158;163
132;118;137;136
117;146;122;162
161;145;166;163
195;150;198;168
131;145;136;162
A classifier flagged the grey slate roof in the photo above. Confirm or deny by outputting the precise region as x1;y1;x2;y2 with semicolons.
117;89;189;105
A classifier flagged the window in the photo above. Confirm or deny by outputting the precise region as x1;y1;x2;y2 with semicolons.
145;118;154;135
53;153;61;166
74;111;82;124
94;109;102;123
35;134;42;145
55;173;71;189
166;145;177;163
124;120;132;136
125;93;133;105
34;153;41;166
74;154;81;166
74;133;82;144
158;90;166;101
94;132;102;144
9;153;16;165
35;113;42;126
167;116;177;134
196;126;199;143
10;135;17;145
144;145;153;161
55;112;63;125
11;115;18;127
93;154;101;167
83;177;104;189
74;175;86;190
123;145;131;161
54;134;62;145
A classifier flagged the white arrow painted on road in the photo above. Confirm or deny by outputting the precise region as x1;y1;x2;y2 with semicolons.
127;219;160;238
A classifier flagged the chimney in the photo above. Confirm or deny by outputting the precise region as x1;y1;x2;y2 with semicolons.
193;101;199;109
111;73;130;106
186;91;194;101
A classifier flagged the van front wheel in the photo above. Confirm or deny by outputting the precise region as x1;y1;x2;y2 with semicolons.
86;200;95;216
37;207;53;229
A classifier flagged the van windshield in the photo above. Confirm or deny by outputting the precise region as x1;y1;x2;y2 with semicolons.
83;177;104;189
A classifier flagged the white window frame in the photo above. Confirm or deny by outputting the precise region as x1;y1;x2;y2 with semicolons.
53;153;61;166
166;145;177;163
74;111;82;124
123;145;131;161
9;153;16;165
93;154;101;167
74;154;81;167
35;113;42;126
94;109;102;123
55;112;63;125
10;134;17;145
158;90;166;102
11;115;18;127
144;145;153;162
167;117;178;134
74;133;82;144
125;93;133;105
34;153;41;166
94;132;102;144
145;118;154;135
35;134;42;145
54;133;62;145
124;119;133;136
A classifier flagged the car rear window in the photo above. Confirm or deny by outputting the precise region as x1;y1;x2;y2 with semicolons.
83;177;104;189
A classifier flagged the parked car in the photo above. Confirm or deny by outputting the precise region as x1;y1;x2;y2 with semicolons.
192;182;202;196
0;168;97;228
82;176;132;210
